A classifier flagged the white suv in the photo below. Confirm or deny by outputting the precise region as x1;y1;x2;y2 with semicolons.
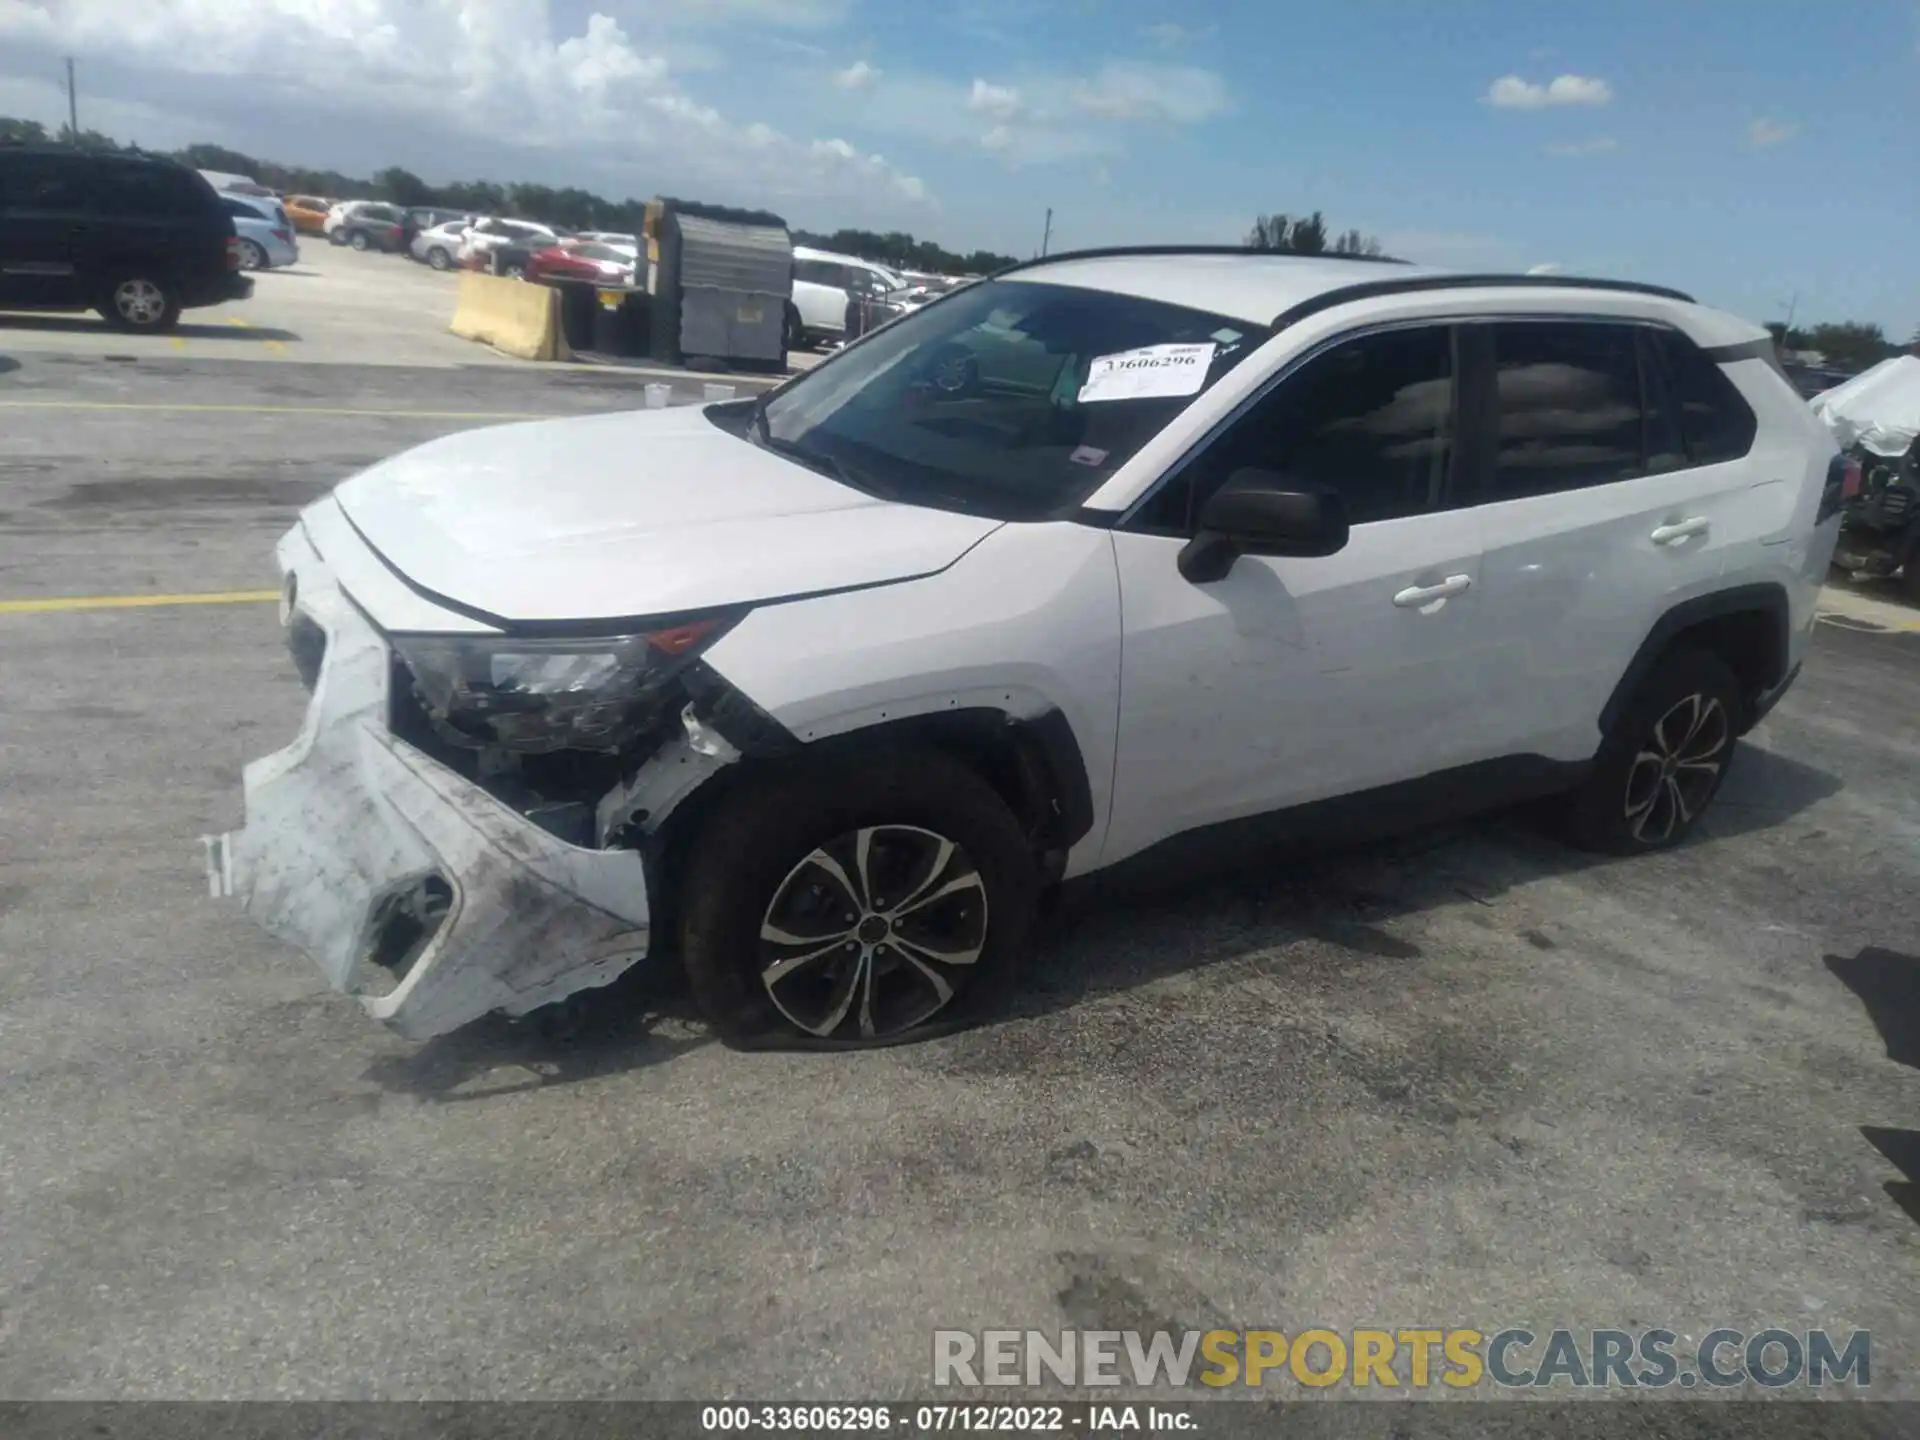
789;245;905;349
204;249;1843;1048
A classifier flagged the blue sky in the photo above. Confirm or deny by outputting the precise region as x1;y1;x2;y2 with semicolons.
1;0;1914;336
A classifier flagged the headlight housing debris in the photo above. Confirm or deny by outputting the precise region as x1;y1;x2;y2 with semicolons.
392;616;735;754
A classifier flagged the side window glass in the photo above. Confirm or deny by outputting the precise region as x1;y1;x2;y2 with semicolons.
1490;321;1643;499
1;155;93;214
1652;329;1758;465
1144;325;1455;532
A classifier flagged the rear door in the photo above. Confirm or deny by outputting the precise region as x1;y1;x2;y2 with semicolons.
1464;318;1755;763
0;151;93;307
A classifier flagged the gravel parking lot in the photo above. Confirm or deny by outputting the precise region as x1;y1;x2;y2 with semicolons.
1;341;1917;1407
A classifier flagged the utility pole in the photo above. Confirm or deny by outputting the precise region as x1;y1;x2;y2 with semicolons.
1040;207;1052;258
1781;291;1799;340
65;57;78;142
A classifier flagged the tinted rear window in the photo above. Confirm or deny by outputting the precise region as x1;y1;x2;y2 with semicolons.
1489;321;1646;499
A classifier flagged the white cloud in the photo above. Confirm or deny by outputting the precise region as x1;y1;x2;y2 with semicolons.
1746;117;1800;148
832;59;880;91
1484;73;1613;109
0;0;931;211
1069;63;1228;124
1544;135;1619;156
968;78;1026;121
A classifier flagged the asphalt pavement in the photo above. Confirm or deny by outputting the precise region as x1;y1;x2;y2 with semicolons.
1;345;1917;1405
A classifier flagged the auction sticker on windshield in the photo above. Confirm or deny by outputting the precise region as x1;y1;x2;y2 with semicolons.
1078;342;1216;403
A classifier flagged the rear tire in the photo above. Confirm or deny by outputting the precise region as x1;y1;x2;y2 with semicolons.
236;239;267;272
679;746;1039;1050
1563;648;1742;855
349;230;370;252
98;275;181;333
784;302;804;353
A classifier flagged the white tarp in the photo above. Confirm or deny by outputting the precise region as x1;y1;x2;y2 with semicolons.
1810;355;1920;459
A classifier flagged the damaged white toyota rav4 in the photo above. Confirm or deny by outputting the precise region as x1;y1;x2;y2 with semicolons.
205;248;1843;1048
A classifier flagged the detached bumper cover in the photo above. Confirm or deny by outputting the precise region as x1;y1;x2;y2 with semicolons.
203;524;652;1040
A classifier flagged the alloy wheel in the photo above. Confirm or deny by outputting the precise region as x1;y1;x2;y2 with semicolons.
114;279;167;327
758;824;988;1040
238;240;266;271
1622;692;1730;844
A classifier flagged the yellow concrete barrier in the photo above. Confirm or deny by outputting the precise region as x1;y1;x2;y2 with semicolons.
448;271;573;362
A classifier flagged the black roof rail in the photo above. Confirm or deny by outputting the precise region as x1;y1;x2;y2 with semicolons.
988;244;1414;280
1268;271;1695;329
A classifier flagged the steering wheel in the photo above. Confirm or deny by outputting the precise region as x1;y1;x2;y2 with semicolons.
921;342;980;399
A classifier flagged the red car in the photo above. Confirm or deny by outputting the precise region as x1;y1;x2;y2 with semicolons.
524;241;636;285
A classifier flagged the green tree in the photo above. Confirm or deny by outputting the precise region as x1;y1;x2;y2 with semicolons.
58;124;130;152
0;116;48;143
1247;210;1382;256
375;166;433;208
1802;321;1897;373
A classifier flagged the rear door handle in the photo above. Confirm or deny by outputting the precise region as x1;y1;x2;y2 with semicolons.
1651;517;1710;545
1393;574;1473;608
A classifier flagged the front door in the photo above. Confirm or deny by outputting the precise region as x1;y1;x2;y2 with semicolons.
0;152;92;309
1102;322;1494;866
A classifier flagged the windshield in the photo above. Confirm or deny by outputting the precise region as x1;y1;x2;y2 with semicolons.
757;278;1269;520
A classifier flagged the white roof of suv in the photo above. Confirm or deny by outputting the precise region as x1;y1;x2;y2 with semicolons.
1000;249;1767;349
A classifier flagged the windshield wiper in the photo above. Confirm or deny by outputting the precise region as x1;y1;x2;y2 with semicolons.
757;429;887;499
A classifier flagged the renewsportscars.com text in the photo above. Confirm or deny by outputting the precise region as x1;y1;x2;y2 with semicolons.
932;1327;1871;1390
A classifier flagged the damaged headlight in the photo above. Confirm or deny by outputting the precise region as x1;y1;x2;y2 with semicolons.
392;617;734;754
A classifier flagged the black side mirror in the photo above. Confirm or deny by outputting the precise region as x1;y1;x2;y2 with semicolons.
1177;468;1350;584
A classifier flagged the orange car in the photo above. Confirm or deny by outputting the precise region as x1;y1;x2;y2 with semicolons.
284;195;331;236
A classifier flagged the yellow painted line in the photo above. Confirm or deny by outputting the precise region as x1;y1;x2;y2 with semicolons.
0;590;278;615
0;400;554;421
265;340;287;355
169;337;186;351
1818;611;1920;635
226;317;249;328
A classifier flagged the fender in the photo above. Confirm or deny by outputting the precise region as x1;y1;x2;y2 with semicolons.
1598;582;1790;736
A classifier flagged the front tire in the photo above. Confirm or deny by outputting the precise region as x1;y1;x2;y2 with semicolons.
1563;649;1741;854
679;746;1039;1049
98;276;181;333
427;246;453;271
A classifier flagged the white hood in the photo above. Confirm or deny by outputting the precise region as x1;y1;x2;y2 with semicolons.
331;404;1002;624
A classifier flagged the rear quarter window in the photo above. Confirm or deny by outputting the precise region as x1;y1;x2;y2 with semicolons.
99;162;213;221
1651;330;1759;465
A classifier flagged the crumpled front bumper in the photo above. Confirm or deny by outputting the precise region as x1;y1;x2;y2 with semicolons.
203;523;653;1040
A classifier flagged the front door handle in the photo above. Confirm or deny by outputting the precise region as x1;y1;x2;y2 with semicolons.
1651;517;1710;545
1393;574;1473;608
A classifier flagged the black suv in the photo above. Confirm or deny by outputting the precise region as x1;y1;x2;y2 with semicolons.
0;146;252;333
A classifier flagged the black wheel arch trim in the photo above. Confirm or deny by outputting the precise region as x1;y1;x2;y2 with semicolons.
1599;582;1791;737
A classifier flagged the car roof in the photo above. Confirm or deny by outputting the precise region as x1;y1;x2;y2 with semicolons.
996;247;1766;347
1002;252;1447;325
794;246;894;270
